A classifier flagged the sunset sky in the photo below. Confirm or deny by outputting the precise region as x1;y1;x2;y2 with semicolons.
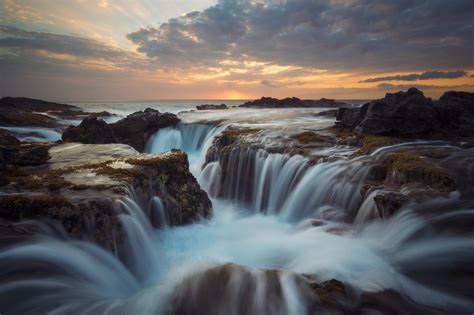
1;0;473;100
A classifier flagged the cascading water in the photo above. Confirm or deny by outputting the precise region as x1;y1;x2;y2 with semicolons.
208;147;371;221
0;123;473;314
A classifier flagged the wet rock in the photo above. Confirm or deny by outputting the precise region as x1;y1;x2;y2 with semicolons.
0;143;211;250
435;91;474;135
62;117;116;144
0;129;20;146
336;88;474;140
294;131;330;144
373;191;409;218
0;144;50;167
314;109;339;117
63;108;180;151
169;263;445;315
196;104;228;110
383;152;457;191
168;264;315;315
240;96;349;108
0;97;114;128
336;103;369;130
338;88;436;136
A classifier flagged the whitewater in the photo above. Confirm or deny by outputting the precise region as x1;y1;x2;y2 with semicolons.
0;111;473;314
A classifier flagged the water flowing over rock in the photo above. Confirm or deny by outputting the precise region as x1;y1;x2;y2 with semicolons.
0;94;474;314
63;108;180;151
0;143;211;251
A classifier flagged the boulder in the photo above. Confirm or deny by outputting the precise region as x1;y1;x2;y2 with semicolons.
435;91;474;135
336;88;474;139
196;104;228;110
62;108;180;151
353;88;436;135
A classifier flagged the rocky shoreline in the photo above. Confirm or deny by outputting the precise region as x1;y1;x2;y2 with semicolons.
0;89;473;314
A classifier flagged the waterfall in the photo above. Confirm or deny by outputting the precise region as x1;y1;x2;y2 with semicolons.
1;122;473;314
145;122;224;175
209;147;371;222
1;198;473;314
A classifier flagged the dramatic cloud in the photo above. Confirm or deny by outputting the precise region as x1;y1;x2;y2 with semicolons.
361;70;468;83
0;26;126;59
376;83;474;91
1;0;473;99
127;0;474;72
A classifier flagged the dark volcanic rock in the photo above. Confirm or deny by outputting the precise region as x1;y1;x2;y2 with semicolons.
196;104;228;110
0;97;114;129
0;143;212;250
373;191;409;218
314;109;339;117
340;88;436;135
336;88;474;139
240;96;349;108
0;144;50;167
62;108;180;151
0;129;20;146
62;117;115;144
435;91;474;135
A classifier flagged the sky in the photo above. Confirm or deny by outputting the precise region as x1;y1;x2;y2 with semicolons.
0;0;473;100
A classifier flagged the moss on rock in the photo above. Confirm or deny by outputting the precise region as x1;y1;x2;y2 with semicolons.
384;151;457;190
295;131;328;144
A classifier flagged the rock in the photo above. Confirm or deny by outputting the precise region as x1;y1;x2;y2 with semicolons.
0;144;51;167
0;129;20;146
169;264;315;315
314;109;339;117
336;103;369;130
336;88;474;139
373;191;409;218
62;108;180;151
339;88;436;135
169;263;445;315
196;104;228;110
240;96;349;108
294;131;329;144
62;117;116;144
0;97;115;129
0;143;212;250
435;91;474;135
383;151;457;191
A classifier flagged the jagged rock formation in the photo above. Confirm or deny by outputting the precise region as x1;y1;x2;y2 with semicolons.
62;108;180;151
196;104;228;110
0;143;212;251
336;88;474;138
240;96;349;108
0;97;113;128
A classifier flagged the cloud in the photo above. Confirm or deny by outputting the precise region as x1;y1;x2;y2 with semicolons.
0;25;126;59
360;70;468;83
376;83;474;90
127;0;474;72
260;80;278;88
